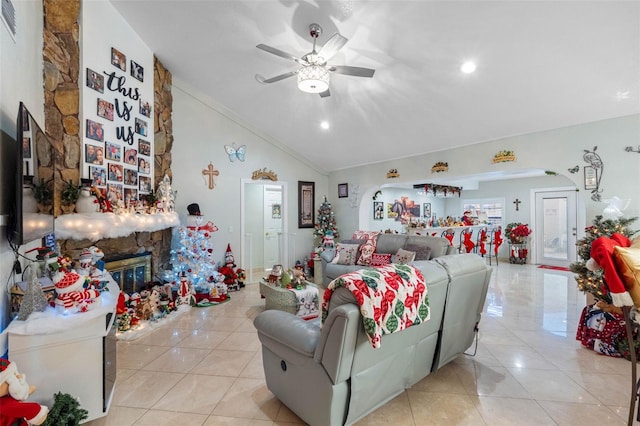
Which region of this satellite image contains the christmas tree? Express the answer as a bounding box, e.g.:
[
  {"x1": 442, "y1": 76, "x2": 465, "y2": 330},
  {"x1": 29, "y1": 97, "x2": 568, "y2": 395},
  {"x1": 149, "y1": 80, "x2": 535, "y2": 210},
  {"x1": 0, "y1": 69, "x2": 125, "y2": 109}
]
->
[
  {"x1": 570, "y1": 215, "x2": 637, "y2": 304},
  {"x1": 313, "y1": 196, "x2": 340, "y2": 248},
  {"x1": 17, "y1": 266, "x2": 50, "y2": 321},
  {"x1": 170, "y1": 221, "x2": 220, "y2": 292}
]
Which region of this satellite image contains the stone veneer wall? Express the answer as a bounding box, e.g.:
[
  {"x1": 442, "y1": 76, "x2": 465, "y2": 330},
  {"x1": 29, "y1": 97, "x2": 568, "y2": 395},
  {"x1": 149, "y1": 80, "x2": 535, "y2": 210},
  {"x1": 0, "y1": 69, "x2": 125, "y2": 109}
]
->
[{"x1": 43, "y1": 0, "x2": 174, "y2": 277}]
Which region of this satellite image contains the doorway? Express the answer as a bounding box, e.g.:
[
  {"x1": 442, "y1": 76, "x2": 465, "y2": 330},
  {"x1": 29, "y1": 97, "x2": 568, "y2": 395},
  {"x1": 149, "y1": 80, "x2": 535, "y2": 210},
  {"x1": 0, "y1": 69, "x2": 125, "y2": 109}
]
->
[
  {"x1": 533, "y1": 189, "x2": 578, "y2": 268},
  {"x1": 240, "y1": 179, "x2": 288, "y2": 282}
]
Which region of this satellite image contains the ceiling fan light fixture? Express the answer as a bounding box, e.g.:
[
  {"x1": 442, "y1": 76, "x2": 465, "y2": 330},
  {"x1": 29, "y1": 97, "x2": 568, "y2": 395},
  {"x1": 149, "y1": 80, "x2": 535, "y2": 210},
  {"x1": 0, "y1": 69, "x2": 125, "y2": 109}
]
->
[{"x1": 297, "y1": 65, "x2": 330, "y2": 93}]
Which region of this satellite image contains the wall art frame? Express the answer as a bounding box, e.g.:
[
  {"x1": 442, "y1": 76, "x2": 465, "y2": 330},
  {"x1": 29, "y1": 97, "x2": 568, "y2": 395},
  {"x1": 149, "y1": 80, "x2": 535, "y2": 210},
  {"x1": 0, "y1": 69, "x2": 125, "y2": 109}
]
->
[
  {"x1": 373, "y1": 201, "x2": 384, "y2": 220},
  {"x1": 423, "y1": 203, "x2": 432, "y2": 218},
  {"x1": 584, "y1": 165, "x2": 598, "y2": 190},
  {"x1": 298, "y1": 181, "x2": 315, "y2": 228},
  {"x1": 338, "y1": 183, "x2": 348, "y2": 198}
]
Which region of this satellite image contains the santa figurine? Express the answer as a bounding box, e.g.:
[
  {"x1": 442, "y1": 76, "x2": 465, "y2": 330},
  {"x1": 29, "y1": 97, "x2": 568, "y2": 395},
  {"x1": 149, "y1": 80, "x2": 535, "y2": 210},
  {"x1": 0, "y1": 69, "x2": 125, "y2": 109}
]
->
[{"x1": 0, "y1": 358, "x2": 48, "y2": 426}]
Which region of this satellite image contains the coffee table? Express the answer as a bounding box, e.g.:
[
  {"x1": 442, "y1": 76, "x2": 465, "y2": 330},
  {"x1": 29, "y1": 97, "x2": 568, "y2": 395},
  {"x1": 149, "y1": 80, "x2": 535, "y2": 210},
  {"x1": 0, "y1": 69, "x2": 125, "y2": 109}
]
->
[{"x1": 259, "y1": 280, "x2": 319, "y2": 318}]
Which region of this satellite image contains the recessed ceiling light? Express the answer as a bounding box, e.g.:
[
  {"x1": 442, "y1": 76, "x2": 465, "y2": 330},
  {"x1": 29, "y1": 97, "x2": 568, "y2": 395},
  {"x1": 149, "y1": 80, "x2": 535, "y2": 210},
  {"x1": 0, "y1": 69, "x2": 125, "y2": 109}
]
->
[
  {"x1": 461, "y1": 61, "x2": 477, "y2": 74},
  {"x1": 616, "y1": 90, "x2": 630, "y2": 100},
  {"x1": 320, "y1": 121, "x2": 330, "y2": 130}
]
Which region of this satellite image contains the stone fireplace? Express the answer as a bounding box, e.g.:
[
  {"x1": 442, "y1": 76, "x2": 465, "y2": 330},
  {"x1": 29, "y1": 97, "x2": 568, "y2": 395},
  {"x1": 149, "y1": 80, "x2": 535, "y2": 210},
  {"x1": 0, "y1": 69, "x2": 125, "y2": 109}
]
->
[{"x1": 43, "y1": 0, "x2": 175, "y2": 277}]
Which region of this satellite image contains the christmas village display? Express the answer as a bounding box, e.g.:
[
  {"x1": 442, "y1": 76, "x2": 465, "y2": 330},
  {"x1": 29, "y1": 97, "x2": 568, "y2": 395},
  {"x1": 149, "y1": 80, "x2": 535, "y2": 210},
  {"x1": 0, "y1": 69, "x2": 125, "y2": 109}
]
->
[{"x1": 11, "y1": 201, "x2": 249, "y2": 340}]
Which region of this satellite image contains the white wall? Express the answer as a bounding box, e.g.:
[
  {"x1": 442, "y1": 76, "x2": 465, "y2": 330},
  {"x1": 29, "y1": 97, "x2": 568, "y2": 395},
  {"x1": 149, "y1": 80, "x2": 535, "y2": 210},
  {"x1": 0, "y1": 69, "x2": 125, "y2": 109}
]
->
[
  {"x1": 81, "y1": 1, "x2": 154, "y2": 200},
  {"x1": 333, "y1": 115, "x2": 640, "y2": 239},
  {"x1": 171, "y1": 83, "x2": 328, "y2": 268},
  {"x1": 0, "y1": 0, "x2": 45, "y2": 355}
]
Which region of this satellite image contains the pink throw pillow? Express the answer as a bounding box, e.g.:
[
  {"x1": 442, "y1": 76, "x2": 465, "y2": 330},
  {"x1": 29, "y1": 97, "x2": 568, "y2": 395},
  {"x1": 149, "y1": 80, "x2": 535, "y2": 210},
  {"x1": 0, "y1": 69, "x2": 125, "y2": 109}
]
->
[{"x1": 370, "y1": 253, "x2": 392, "y2": 266}]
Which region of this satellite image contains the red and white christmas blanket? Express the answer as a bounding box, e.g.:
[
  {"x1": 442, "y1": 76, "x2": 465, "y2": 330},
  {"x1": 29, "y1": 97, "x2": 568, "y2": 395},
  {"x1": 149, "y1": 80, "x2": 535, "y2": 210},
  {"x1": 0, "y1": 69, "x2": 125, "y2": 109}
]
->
[{"x1": 322, "y1": 264, "x2": 430, "y2": 348}]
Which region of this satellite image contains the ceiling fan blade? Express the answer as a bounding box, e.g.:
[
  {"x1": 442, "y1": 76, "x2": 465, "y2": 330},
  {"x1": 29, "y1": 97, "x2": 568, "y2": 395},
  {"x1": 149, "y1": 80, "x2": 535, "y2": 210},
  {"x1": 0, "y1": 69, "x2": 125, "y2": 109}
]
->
[
  {"x1": 329, "y1": 65, "x2": 375, "y2": 78},
  {"x1": 317, "y1": 33, "x2": 348, "y2": 62},
  {"x1": 256, "y1": 44, "x2": 303, "y2": 64},
  {"x1": 255, "y1": 72, "x2": 297, "y2": 84},
  {"x1": 319, "y1": 89, "x2": 331, "y2": 98}
]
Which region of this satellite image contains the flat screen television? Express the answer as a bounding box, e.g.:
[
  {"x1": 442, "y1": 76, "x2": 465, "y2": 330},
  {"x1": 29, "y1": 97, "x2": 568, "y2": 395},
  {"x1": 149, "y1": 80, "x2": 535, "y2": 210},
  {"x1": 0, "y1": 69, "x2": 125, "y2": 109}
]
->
[{"x1": 6, "y1": 103, "x2": 55, "y2": 247}]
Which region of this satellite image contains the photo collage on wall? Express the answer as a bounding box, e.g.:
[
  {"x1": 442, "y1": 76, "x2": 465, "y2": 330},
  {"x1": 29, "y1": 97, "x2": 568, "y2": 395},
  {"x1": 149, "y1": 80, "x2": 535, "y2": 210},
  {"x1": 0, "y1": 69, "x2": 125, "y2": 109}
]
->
[{"x1": 84, "y1": 46, "x2": 152, "y2": 206}]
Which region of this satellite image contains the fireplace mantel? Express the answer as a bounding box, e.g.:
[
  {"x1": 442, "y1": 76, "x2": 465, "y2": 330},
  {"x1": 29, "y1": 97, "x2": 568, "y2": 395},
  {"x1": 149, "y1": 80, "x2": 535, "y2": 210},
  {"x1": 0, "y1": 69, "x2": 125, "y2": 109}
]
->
[{"x1": 55, "y1": 212, "x2": 180, "y2": 241}]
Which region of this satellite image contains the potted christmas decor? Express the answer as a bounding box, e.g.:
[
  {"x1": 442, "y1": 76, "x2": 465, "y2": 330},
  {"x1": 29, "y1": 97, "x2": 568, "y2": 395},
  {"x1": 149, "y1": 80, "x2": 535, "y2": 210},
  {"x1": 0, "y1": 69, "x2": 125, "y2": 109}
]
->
[
  {"x1": 505, "y1": 222, "x2": 531, "y2": 264},
  {"x1": 32, "y1": 178, "x2": 53, "y2": 214},
  {"x1": 60, "y1": 180, "x2": 81, "y2": 214}
]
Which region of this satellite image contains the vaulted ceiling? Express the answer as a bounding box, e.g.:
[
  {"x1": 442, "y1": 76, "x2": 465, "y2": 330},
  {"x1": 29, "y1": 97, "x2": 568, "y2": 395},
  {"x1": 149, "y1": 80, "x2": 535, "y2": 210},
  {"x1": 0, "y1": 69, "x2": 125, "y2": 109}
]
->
[{"x1": 110, "y1": 1, "x2": 640, "y2": 174}]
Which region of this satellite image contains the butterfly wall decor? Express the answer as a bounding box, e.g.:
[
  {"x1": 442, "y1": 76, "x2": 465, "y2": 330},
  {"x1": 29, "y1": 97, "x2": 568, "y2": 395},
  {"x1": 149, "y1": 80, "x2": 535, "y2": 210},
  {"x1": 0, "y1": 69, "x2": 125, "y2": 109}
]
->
[{"x1": 224, "y1": 144, "x2": 246, "y2": 162}]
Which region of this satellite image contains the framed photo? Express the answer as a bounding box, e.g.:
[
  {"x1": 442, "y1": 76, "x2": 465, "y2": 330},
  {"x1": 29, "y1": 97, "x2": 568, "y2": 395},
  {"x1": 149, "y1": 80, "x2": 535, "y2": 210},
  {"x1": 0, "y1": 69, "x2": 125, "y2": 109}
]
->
[
  {"x1": 130, "y1": 60, "x2": 144, "y2": 82},
  {"x1": 138, "y1": 157, "x2": 150, "y2": 174},
  {"x1": 139, "y1": 176, "x2": 151, "y2": 193},
  {"x1": 423, "y1": 203, "x2": 432, "y2": 218},
  {"x1": 135, "y1": 118, "x2": 148, "y2": 136},
  {"x1": 86, "y1": 68, "x2": 104, "y2": 93},
  {"x1": 124, "y1": 168, "x2": 138, "y2": 186},
  {"x1": 89, "y1": 165, "x2": 106, "y2": 187},
  {"x1": 107, "y1": 183, "x2": 122, "y2": 201},
  {"x1": 298, "y1": 181, "x2": 315, "y2": 229},
  {"x1": 105, "y1": 141, "x2": 122, "y2": 161},
  {"x1": 272, "y1": 203, "x2": 281, "y2": 219},
  {"x1": 108, "y1": 163, "x2": 123, "y2": 182},
  {"x1": 111, "y1": 47, "x2": 126, "y2": 71},
  {"x1": 22, "y1": 137, "x2": 31, "y2": 159},
  {"x1": 124, "y1": 188, "x2": 138, "y2": 204},
  {"x1": 373, "y1": 201, "x2": 384, "y2": 220},
  {"x1": 584, "y1": 166, "x2": 598, "y2": 190},
  {"x1": 139, "y1": 99, "x2": 151, "y2": 118},
  {"x1": 97, "y1": 98, "x2": 114, "y2": 121},
  {"x1": 124, "y1": 148, "x2": 138, "y2": 166},
  {"x1": 338, "y1": 183, "x2": 348, "y2": 198},
  {"x1": 138, "y1": 139, "x2": 151, "y2": 156},
  {"x1": 86, "y1": 119, "x2": 104, "y2": 142}
]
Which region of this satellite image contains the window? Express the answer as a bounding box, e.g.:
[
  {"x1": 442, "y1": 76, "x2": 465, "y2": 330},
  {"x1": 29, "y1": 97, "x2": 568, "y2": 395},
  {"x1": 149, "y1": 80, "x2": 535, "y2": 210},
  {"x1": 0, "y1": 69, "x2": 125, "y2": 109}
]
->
[{"x1": 463, "y1": 198, "x2": 504, "y2": 227}]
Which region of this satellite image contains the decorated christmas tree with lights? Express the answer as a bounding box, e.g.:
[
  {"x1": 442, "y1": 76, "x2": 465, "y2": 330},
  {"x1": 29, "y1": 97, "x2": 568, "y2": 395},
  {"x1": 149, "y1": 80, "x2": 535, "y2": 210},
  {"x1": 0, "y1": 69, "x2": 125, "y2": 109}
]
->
[
  {"x1": 570, "y1": 214, "x2": 637, "y2": 304},
  {"x1": 313, "y1": 196, "x2": 340, "y2": 249},
  {"x1": 170, "y1": 221, "x2": 220, "y2": 291}
]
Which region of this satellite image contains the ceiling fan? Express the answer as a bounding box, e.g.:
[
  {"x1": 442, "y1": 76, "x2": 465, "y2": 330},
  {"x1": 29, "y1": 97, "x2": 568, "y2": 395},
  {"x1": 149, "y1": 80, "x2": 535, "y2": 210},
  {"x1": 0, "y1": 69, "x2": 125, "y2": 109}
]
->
[{"x1": 255, "y1": 23, "x2": 375, "y2": 98}]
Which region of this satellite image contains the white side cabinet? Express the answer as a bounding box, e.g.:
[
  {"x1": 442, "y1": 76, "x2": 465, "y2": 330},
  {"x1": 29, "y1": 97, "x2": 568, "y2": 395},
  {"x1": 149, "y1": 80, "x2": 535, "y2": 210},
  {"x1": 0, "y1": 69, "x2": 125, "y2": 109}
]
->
[{"x1": 7, "y1": 282, "x2": 118, "y2": 423}]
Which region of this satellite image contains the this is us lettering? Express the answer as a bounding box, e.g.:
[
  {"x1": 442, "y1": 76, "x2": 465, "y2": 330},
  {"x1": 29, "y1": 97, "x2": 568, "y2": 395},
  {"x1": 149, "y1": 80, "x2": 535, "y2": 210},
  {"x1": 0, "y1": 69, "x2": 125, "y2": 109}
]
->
[{"x1": 104, "y1": 70, "x2": 139, "y2": 145}]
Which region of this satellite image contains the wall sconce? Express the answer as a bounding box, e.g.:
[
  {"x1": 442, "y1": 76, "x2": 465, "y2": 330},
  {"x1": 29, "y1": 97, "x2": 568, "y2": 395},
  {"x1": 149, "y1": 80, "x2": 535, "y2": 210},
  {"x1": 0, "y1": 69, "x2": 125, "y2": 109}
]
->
[{"x1": 624, "y1": 146, "x2": 640, "y2": 153}]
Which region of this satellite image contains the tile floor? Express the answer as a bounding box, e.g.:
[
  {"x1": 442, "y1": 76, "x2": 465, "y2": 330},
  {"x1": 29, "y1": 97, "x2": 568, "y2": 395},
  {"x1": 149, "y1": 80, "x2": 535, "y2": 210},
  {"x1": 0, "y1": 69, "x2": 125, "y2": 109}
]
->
[{"x1": 88, "y1": 263, "x2": 638, "y2": 425}]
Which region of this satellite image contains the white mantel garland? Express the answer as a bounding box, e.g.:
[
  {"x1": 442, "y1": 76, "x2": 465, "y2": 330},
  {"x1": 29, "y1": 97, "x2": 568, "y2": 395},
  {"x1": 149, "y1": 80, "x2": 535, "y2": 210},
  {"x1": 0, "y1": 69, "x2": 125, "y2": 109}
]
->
[{"x1": 55, "y1": 212, "x2": 179, "y2": 241}]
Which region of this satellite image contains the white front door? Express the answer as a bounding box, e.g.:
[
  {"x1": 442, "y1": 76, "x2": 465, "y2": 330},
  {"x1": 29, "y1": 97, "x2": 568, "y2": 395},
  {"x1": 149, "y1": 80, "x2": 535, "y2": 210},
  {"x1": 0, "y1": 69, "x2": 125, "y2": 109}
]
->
[{"x1": 534, "y1": 190, "x2": 577, "y2": 267}]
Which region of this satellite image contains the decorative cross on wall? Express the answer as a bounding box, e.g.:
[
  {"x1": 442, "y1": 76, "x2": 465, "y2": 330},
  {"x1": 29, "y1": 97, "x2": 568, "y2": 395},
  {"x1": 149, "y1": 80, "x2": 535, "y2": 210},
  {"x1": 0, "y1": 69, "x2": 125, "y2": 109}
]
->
[
  {"x1": 513, "y1": 198, "x2": 521, "y2": 211},
  {"x1": 202, "y1": 162, "x2": 219, "y2": 190}
]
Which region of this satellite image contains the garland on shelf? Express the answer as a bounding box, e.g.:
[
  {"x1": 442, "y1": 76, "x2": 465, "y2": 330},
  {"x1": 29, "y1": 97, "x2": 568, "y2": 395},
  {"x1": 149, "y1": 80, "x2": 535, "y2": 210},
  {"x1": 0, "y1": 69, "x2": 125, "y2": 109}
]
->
[{"x1": 422, "y1": 184, "x2": 462, "y2": 198}]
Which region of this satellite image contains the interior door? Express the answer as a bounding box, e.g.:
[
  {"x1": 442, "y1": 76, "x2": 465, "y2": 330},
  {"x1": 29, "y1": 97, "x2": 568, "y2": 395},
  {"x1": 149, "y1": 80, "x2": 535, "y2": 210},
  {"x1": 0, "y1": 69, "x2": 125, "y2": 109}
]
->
[
  {"x1": 240, "y1": 180, "x2": 287, "y2": 282},
  {"x1": 263, "y1": 185, "x2": 283, "y2": 269},
  {"x1": 534, "y1": 190, "x2": 577, "y2": 267}
]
